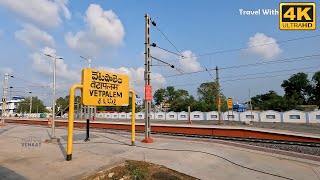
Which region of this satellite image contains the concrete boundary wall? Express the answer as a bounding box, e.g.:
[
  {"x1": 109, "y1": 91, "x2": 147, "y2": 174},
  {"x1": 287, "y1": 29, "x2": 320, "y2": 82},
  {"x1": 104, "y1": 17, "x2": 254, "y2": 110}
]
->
[
  {"x1": 206, "y1": 111, "x2": 219, "y2": 120},
  {"x1": 309, "y1": 110, "x2": 320, "y2": 123},
  {"x1": 155, "y1": 112, "x2": 166, "y2": 120},
  {"x1": 283, "y1": 110, "x2": 306, "y2": 123},
  {"x1": 239, "y1": 111, "x2": 260, "y2": 122},
  {"x1": 166, "y1": 111, "x2": 177, "y2": 120},
  {"x1": 260, "y1": 110, "x2": 281, "y2": 123},
  {"x1": 222, "y1": 111, "x2": 239, "y2": 121},
  {"x1": 25, "y1": 109, "x2": 320, "y2": 123},
  {"x1": 118, "y1": 112, "x2": 127, "y2": 119},
  {"x1": 190, "y1": 111, "x2": 204, "y2": 120},
  {"x1": 178, "y1": 111, "x2": 188, "y2": 120}
]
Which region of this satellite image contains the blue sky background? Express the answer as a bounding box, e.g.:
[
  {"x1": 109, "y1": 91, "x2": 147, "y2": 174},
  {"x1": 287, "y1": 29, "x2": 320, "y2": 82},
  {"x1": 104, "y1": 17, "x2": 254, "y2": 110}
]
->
[{"x1": 0, "y1": 0, "x2": 319, "y2": 106}]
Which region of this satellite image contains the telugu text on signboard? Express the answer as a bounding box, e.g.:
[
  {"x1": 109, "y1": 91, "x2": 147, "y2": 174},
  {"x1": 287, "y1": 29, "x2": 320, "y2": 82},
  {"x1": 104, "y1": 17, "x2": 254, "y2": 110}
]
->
[{"x1": 81, "y1": 68, "x2": 129, "y2": 106}]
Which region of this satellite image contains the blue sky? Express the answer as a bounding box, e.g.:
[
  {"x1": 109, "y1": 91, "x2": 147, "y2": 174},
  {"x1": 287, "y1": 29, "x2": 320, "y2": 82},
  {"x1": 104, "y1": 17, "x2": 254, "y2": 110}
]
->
[{"x1": 0, "y1": 0, "x2": 319, "y2": 106}]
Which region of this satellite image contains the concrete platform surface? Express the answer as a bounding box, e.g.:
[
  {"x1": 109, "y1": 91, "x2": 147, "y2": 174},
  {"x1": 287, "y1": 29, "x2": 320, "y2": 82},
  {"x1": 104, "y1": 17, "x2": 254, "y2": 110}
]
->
[{"x1": 1, "y1": 124, "x2": 320, "y2": 180}]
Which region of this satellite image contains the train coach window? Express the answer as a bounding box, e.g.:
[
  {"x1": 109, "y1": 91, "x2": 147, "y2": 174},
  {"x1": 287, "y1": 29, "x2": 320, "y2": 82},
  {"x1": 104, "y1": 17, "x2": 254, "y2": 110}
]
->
[
  {"x1": 169, "y1": 115, "x2": 174, "y2": 118},
  {"x1": 211, "y1": 115, "x2": 217, "y2": 119},
  {"x1": 266, "y1": 115, "x2": 276, "y2": 119},
  {"x1": 246, "y1": 115, "x2": 254, "y2": 119},
  {"x1": 289, "y1": 115, "x2": 300, "y2": 119},
  {"x1": 316, "y1": 115, "x2": 320, "y2": 120},
  {"x1": 158, "y1": 115, "x2": 163, "y2": 118},
  {"x1": 138, "y1": 115, "x2": 142, "y2": 118},
  {"x1": 114, "y1": 115, "x2": 117, "y2": 117},
  {"x1": 121, "y1": 115, "x2": 125, "y2": 118},
  {"x1": 181, "y1": 115, "x2": 186, "y2": 118},
  {"x1": 194, "y1": 115, "x2": 200, "y2": 118}
]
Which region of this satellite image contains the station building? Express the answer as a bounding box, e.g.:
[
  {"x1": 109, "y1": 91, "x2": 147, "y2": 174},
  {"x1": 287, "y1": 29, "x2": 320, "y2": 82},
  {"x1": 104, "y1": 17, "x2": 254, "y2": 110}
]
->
[{"x1": 0, "y1": 96, "x2": 25, "y2": 116}]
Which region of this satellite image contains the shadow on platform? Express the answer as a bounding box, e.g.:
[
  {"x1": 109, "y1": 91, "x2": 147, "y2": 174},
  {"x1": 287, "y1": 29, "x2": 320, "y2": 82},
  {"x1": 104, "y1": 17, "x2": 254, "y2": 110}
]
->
[{"x1": 0, "y1": 166, "x2": 27, "y2": 180}]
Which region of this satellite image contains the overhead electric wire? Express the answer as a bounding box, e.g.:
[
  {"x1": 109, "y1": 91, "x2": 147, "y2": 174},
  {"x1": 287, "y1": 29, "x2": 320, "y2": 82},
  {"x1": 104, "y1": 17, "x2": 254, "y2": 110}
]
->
[
  {"x1": 220, "y1": 66, "x2": 319, "y2": 79},
  {"x1": 151, "y1": 56, "x2": 173, "y2": 67},
  {"x1": 151, "y1": 19, "x2": 184, "y2": 57},
  {"x1": 162, "y1": 54, "x2": 320, "y2": 78},
  {"x1": 173, "y1": 70, "x2": 319, "y2": 87},
  {"x1": 10, "y1": 74, "x2": 48, "y2": 88},
  {"x1": 221, "y1": 70, "x2": 318, "y2": 83},
  {"x1": 166, "y1": 34, "x2": 320, "y2": 62},
  {"x1": 151, "y1": 56, "x2": 184, "y2": 74},
  {"x1": 151, "y1": 43, "x2": 183, "y2": 57},
  {"x1": 203, "y1": 65, "x2": 214, "y2": 79}
]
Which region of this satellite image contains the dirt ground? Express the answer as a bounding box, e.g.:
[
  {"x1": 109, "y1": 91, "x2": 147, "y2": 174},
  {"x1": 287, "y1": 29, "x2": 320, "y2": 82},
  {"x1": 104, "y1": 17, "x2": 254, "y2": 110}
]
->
[{"x1": 81, "y1": 160, "x2": 197, "y2": 180}]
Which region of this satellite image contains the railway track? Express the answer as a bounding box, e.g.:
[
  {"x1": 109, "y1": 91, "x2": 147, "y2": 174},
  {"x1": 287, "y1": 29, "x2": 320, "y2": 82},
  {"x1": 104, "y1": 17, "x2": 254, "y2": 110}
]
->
[{"x1": 4, "y1": 119, "x2": 320, "y2": 144}]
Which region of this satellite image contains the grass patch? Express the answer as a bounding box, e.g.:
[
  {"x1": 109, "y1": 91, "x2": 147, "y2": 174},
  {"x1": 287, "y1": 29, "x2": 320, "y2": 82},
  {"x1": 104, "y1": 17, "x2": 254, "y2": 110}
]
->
[{"x1": 82, "y1": 160, "x2": 197, "y2": 180}]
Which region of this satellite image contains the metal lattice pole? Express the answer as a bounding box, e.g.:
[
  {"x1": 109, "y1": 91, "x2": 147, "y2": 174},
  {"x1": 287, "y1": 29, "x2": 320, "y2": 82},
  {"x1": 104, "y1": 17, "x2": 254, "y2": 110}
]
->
[
  {"x1": 1, "y1": 73, "x2": 9, "y2": 123},
  {"x1": 144, "y1": 14, "x2": 151, "y2": 140},
  {"x1": 216, "y1": 66, "x2": 221, "y2": 124}
]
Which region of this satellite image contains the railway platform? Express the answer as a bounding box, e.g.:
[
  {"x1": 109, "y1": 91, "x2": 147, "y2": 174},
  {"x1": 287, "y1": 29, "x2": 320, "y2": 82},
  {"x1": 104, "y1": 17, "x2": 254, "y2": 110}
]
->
[{"x1": 1, "y1": 124, "x2": 320, "y2": 180}]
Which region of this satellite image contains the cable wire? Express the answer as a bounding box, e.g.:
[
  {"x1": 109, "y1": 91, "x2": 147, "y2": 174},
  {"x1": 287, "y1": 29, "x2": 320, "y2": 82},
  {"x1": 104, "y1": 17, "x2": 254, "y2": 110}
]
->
[
  {"x1": 151, "y1": 19, "x2": 184, "y2": 57},
  {"x1": 170, "y1": 34, "x2": 320, "y2": 61},
  {"x1": 10, "y1": 75, "x2": 48, "y2": 88},
  {"x1": 151, "y1": 43, "x2": 183, "y2": 57},
  {"x1": 173, "y1": 70, "x2": 319, "y2": 87},
  {"x1": 135, "y1": 145, "x2": 293, "y2": 180},
  {"x1": 163, "y1": 54, "x2": 320, "y2": 78},
  {"x1": 220, "y1": 66, "x2": 319, "y2": 80}
]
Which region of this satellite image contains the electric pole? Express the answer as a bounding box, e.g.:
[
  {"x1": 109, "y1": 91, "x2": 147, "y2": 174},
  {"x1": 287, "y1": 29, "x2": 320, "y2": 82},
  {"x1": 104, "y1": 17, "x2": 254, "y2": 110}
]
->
[
  {"x1": 143, "y1": 13, "x2": 152, "y2": 142},
  {"x1": 45, "y1": 53, "x2": 63, "y2": 140},
  {"x1": 1, "y1": 73, "x2": 9, "y2": 123},
  {"x1": 29, "y1": 96, "x2": 32, "y2": 116},
  {"x1": 80, "y1": 56, "x2": 94, "y2": 121},
  {"x1": 215, "y1": 66, "x2": 221, "y2": 124},
  {"x1": 249, "y1": 89, "x2": 253, "y2": 121}
]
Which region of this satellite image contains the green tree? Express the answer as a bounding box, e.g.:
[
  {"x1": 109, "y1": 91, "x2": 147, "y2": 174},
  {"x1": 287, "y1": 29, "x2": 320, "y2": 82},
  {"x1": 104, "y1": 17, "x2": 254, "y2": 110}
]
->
[
  {"x1": 165, "y1": 86, "x2": 177, "y2": 102},
  {"x1": 197, "y1": 82, "x2": 227, "y2": 112},
  {"x1": 17, "y1": 97, "x2": 48, "y2": 113},
  {"x1": 153, "y1": 88, "x2": 166, "y2": 105},
  {"x1": 281, "y1": 72, "x2": 312, "y2": 105},
  {"x1": 310, "y1": 71, "x2": 320, "y2": 107},
  {"x1": 250, "y1": 90, "x2": 298, "y2": 111}
]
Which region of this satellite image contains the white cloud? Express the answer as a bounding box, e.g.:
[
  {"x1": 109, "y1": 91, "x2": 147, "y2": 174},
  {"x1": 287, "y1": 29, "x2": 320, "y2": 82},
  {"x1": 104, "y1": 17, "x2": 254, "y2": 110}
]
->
[
  {"x1": 179, "y1": 50, "x2": 202, "y2": 72},
  {"x1": 97, "y1": 66, "x2": 166, "y2": 96},
  {"x1": 30, "y1": 47, "x2": 80, "y2": 83},
  {"x1": 149, "y1": 48, "x2": 201, "y2": 73},
  {"x1": 0, "y1": 0, "x2": 71, "y2": 27},
  {"x1": 247, "y1": 33, "x2": 282, "y2": 60},
  {"x1": 0, "y1": 67, "x2": 13, "y2": 74},
  {"x1": 15, "y1": 24, "x2": 55, "y2": 49},
  {"x1": 65, "y1": 4, "x2": 125, "y2": 56}
]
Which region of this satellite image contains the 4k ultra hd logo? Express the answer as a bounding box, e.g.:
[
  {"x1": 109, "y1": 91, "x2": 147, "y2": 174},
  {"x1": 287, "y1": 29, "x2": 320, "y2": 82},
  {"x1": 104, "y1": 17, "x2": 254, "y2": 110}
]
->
[{"x1": 279, "y1": 2, "x2": 316, "y2": 30}]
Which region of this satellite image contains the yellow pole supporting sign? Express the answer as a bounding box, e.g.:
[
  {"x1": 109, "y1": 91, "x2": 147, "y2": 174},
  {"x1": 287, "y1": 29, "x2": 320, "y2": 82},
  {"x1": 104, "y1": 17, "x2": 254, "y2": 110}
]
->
[
  {"x1": 67, "y1": 68, "x2": 131, "y2": 161},
  {"x1": 66, "y1": 84, "x2": 83, "y2": 161},
  {"x1": 129, "y1": 90, "x2": 135, "y2": 146}
]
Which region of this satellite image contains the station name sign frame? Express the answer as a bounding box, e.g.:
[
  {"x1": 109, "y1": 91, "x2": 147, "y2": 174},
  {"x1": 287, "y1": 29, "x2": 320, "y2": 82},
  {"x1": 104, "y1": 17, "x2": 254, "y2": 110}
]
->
[{"x1": 81, "y1": 68, "x2": 129, "y2": 106}]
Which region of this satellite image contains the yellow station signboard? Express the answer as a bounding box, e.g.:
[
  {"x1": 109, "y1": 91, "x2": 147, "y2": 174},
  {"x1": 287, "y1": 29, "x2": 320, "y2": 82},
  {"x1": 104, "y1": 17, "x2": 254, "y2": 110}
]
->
[
  {"x1": 81, "y1": 68, "x2": 129, "y2": 106},
  {"x1": 227, "y1": 98, "x2": 233, "y2": 109}
]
